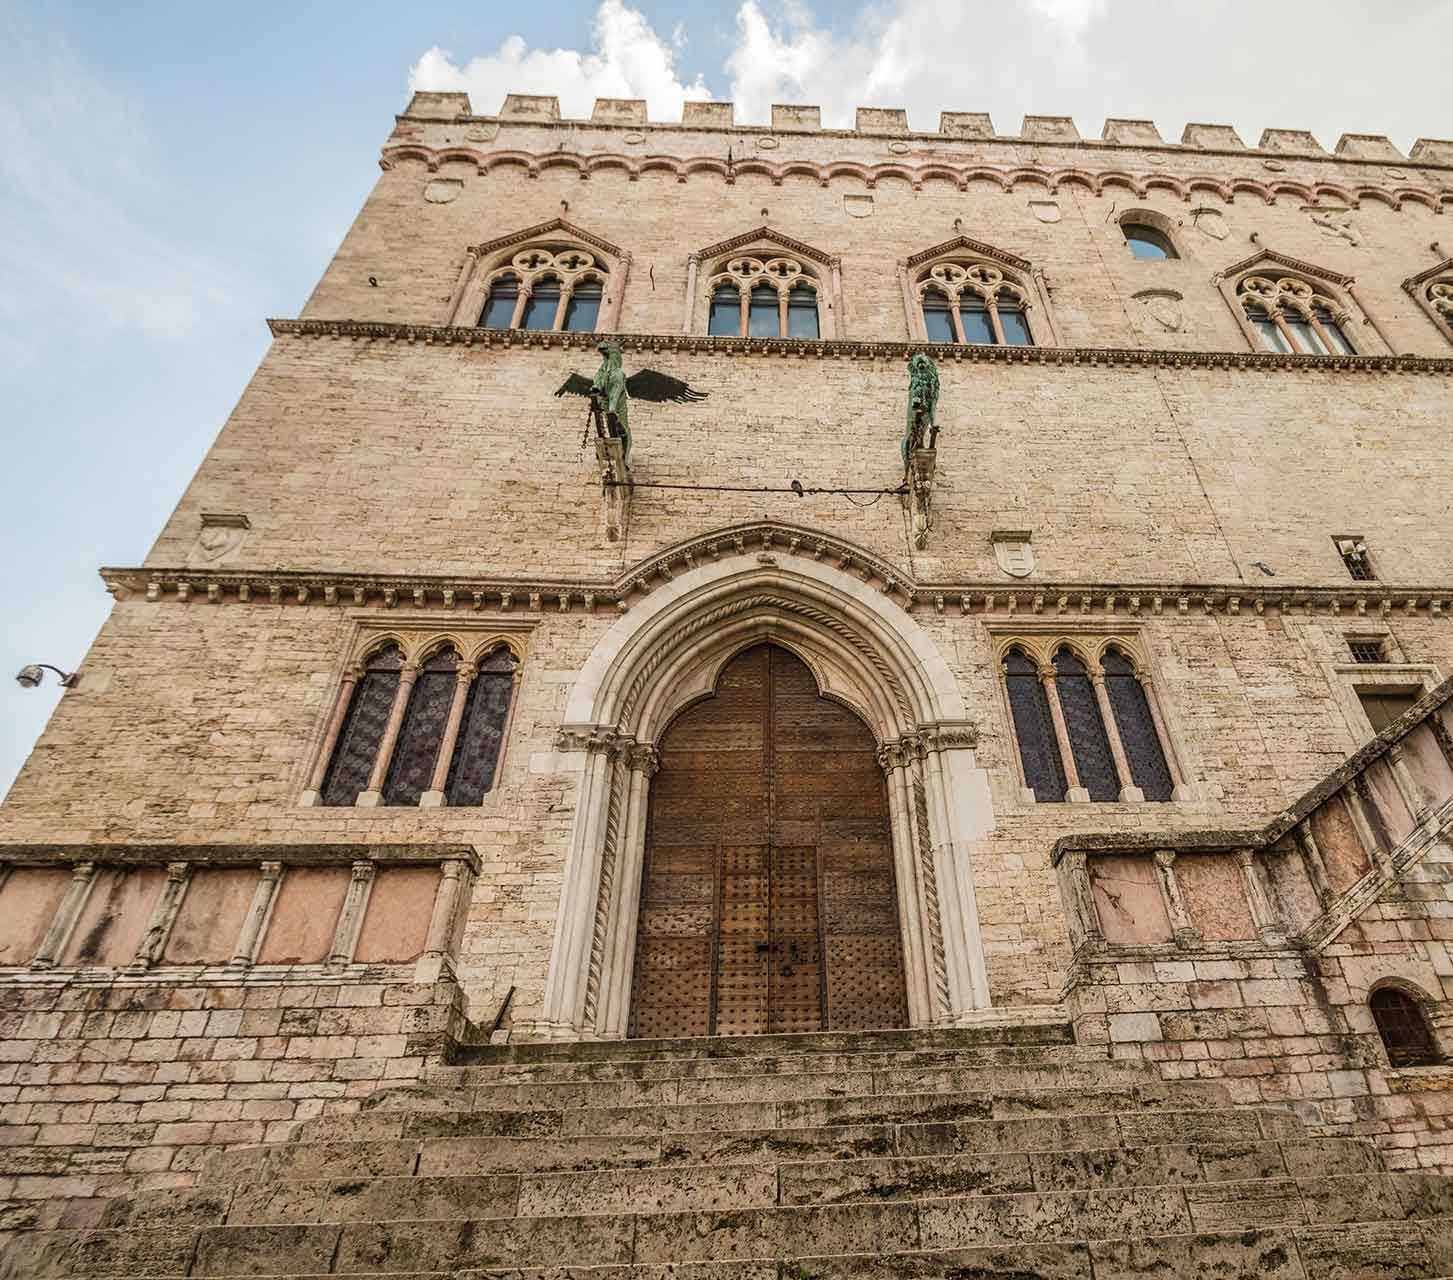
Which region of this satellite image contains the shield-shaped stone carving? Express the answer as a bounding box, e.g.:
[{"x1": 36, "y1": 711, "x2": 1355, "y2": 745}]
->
[
  {"x1": 1029, "y1": 201, "x2": 1061, "y2": 223},
  {"x1": 1190, "y1": 207, "x2": 1228, "y2": 240},
  {"x1": 991, "y1": 531, "x2": 1035, "y2": 578},
  {"x1": 1134, "y1": 290, "x2": 1184, "y2": 333},
  {"x1": 187, "y1": 514, "x2": 250, "y2": 568}
]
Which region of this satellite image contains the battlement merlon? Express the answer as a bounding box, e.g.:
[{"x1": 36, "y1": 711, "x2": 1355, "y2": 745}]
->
[{"x1": 397, "y1": 90, "x2": 1453, "y2": 174}]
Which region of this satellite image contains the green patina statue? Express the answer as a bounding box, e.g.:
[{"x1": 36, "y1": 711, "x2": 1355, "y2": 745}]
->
[
  {"x1": 556, "y1": 341, "x2": 708, "y2": 464},
  {"x1": 901, "y1": 352, "x2": 941, "y2": 462}
]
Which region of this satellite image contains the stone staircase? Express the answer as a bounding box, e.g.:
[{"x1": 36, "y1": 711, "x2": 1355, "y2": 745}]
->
[{"x1": 7, "y1": 1023, "x2": 1453, "y2": 1279}]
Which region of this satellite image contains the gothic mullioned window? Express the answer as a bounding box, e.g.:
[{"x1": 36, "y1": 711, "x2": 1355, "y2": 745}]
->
[
  {"x1": 706, "y1": 255, "x2": 821, "y2": 339},
  {"x1": 914, "y1": 260, "x2": 1033, "y2": 347},
  {"x1": 999, "y1": 639, "x2": 1183, "y2": 804},
  {"x1": 477, "y1": 245, "x2": 609, "y2": 334},
  {"x1": 1426, "y1": 278, "x2": 1453, "y2": 342},
  {"x1": 1236, "y1": 274, "x2": 1357, "y2": 355},
  {"x1": 308, "y1": 636, "x2": 522, "y2": 809}
]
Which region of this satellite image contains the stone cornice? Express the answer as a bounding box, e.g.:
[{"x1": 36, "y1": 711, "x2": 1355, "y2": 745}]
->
[
  {"x1": 0, "y1": 842, "x2": 483, "y2": 874},
  {"x1": 379, "y1": 142, "x2": 1453, "y2": 212},
  {"x1": 694, "y1": 225, "x2": 835, "y2": 268},
  {"x1": 266, "y1": 318, "x2": 1453, "y2": 374}
]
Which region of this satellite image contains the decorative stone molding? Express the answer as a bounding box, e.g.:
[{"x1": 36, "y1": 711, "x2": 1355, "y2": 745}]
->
[
  {"x1": 380, "y1": 143, "x2": 1453, "y2": 214},
  {"x1": 186, "y1": 513, "x2": 251, "y2": 569},
  {"x1": 1403, "y1": 257, "x2": 1453, "y2": 347},
  {"x1": 1213, "y1": 248, "x2": 1389, "y2": 356}
]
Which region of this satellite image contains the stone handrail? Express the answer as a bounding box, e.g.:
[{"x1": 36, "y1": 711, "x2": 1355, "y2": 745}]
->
[
  {"x1": 1052, "y1": 678, "x2": 1453, "y2": 954},
  {"x1": 0, "y1": 842, "x2": 478, "y2": 981}
]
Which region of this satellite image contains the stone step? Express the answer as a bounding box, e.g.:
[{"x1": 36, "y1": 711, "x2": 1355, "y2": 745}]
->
[
  {"x1": 112, "y1": 1137, "x2": 1387, "y2": 1229},
  {"x1": 446, "y1": 1019, "x2": 1075, "y2": 1068},
  {"x1": 419, "y1": 1060, "x2": 1157, "y2": 1111},
  {"x1": 342, "y1": 1080, "x2": 1237, "y2": 1140},
  {"x1": 204, "y1": 1106, "x2": 1308, "y2": 1185},
  {"x1": 10, "y1": 1179, "x2": 1453, "y2": 1276},
  {"x1": 428, "y1": 1040, "x2": 1119, "y2": 1086}
]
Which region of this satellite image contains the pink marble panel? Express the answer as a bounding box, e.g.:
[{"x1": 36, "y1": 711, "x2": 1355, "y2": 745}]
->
[
  {"x1": 257, "y1": 867, "x2": 349, "y2": 965},
  {"x1": 1089, "y1": 855, "x2": 1171, "y2": 945},
  {"x1": 0, "y1": 868, "x2": 71, "y2": 965},
  {"x1": 1404, "y1": 725, "x2": 1453, "y2": 809},
  {"x1": 1175, "y1": 854, "x2": 1256, "y2": 941},
  {"x1": 1262, "y1": 837, "x2": 1319, "y2": 934},
  {"x1": 1311, "y1": 795, "x2": 1371, "y2": 893},
  {"x1": 163, "y1": 868, "x2": 258, "y2": 965},
  {"x1": 1365, "y1": 758, "x2": 1415, "y2": 845},
  {"x1": 354, "y1": 866, "x2": 440, "y2": 964},
  {"x1": 62, "y1": 867, "x2": 164, "y2": 967}
]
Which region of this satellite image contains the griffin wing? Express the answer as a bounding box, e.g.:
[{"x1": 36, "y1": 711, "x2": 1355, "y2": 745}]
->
[
  {"x1": 553, "y1": 373, "x2": 595, "y2": 398},
  {"x1": 625, "y1": 369, "x2": 709, "y2": 404}
]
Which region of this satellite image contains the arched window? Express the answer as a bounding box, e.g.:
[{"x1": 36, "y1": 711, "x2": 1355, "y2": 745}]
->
[
  {"x1": 748, "y1": 283, "x2": 779, "y2": 337},
  {"x1": 1001, "y1": 639, "x2": 1185, "y2": 804},
  {"x1": 479, "y1": 274, "x2": 519, "y2": 329},
  {"x1": 316, "y1": 640, "x2": 520, "y2": 808},
  {"x1": 704, "y1": 255, "x2": 823, "y2": 339},
  {"x1": 1428, "y1": 279, "x2": 1453, "y2": 337},
  {"x1": 708, "y1": 283, "x2": 741, "y2": 335},
  {"x1": 321, "y1": 644, "x2": 403, "y2": 807},
  {"x1": 564, "y1": 281, "x2": 602, "y2": 332},
  {"x1": 1052, "y1": 648, "x2": 1119, "y2": 802},
  {"x1": 1122, "y1": 224, "x2": 1178, "y2": 260},
  {"x1": 1003, "y1": 649, "x2": 1067, "y2": 802},
  {"x1": 383, "y1": 647, "x2": 461, "y2": 807},
  {"x1": 914, "y1": 260, "x2": 1034, "y2": 347},
  {"x1": 445, "y1": 646, "x2": 518, "y2": 806},
  {"x1": 1371, "y1": 987, "x2": 1438, "y2": 1067},
  {"x1": 1238, "y1": 275, "x2": 1357, "y2": 355},
  {"x1": 474, "y1": 246, "x2": 609, "y2": 334},
  {"x1": 1101, "y1": 649, "x2": 1175, "y2": 802}
]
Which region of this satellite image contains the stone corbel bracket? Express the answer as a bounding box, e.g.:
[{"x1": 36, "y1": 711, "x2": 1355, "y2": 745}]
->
[
  {"x1": 596, "y1": 436, "x2": 631, "y2": 543},
  {"x1": 906, "y1": 448, "x2": 936, "y2": 550}
]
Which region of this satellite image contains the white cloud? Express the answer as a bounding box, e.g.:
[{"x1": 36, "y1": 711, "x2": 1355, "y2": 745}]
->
[{"x1": 409, "y1": 0, "x2": 712, "y2": 120}]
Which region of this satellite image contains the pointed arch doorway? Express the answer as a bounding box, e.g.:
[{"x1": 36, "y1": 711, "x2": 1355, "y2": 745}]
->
[{"x1": 628, "y1": 643, "x2": 909, "y2": 1038}]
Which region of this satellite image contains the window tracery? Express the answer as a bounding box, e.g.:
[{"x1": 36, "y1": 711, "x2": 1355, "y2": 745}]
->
[
  {"x1": 1427, "y1": 279, "x2": 1453, "y2": 340},
  {"x1": 997, "y1": 638, "x2": 1183, "y2": 804},
  {"x1": 914, "y1": 260, "x2": 1034, "y2": 347},
  {"x1": 705, "y1": 254, "x2": 821, "y2": 339},
  {"x1": 478, "y1": 245, "x2": 608, "y2": 334},
  {"x1": 307, "y1": 634, "x2": 523, "y2": 809},
  {"x1": 1237, "y1": 274, "x2": 1356, "y2": 355}
]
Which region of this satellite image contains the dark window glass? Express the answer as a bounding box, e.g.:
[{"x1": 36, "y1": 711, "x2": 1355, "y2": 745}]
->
[
  {"x1": 1247, "y1": 308, "x2": 1291, "y2": 353},
  {"x1": 382, "y1": 647, "x2": 460, "y2": 807},
  {"x1": 1101, "y1": 650, "x2": 1174, "y2": 802},
  {"x1": 998, "y1": 304, "x2": 1033, "y2": 346},
  {"x1": 922, "y1": 289, "x2": 955, "y2": 343},
  {"x1": 1359, "y1": 692, "x2": 1420, "y2": 735},
  {"x1": 563, "y1": 281, "x2": 602, "y2": 333},
  {"x1": 1004, "y1": 649, "x2": 1067, "y2": 802},
  {"x1": 786, "y1": 285, "x2": 819, "y2": 339},
  {"x1": 1123, "y1": 224, "x2": 1177, "y2": 260},
  {"x1": 446, "y1": 647, "x2": 518, "y2": 806},
  {"x1": 1371, "y1": 987, "x2": 1437, "y2": 1067},
  {"x1": 480, "y1": 275, "x2": 519, "y2": 329},
  {"x1": 321, "y1": 644, "x2": 403, "y2": 807},
  {"x1": 748, "y1": 283, "x2": 779, "y2": 337},
  {"x1": 1282, "y1": 307, "x2": 1325, "y2": 354},
  {"x1": 1052, "y1": 647, "x2": 1119, "y2": 802},
  {"x1": 520, "y1": 279, "x2": 561, "y2": 331},
  {"x1": 1314, "y1": 305, "x2": 1355, "y2": 354},
  {"x1": 708, "y1": 284, "x2": 740, "y2": 336},
  {"x1": 959, "y1": 296, "x2": 995, "y2": 344}
]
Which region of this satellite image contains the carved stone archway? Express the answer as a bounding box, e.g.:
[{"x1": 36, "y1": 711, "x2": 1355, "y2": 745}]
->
[{"x1": 532, "y1": 549, "x2": 993, "y2": 1040}]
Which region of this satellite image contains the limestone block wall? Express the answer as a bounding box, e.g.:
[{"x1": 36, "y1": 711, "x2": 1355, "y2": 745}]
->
[{"x1": 0, "y1": 975, "x2": 465, "y2": 1242}]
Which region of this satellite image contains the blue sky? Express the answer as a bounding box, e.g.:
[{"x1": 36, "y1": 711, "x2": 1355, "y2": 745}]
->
[{"x1": 1, "y1": 0, "x2": 1449, "y2": 797}]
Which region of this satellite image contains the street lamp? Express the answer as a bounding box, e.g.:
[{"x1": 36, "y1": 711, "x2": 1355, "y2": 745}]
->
[{"x1": 15, "y1": 664, "x2": 79, "y2": 690}]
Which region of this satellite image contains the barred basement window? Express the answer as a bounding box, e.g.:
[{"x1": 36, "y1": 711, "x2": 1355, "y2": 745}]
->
[
  {"x1": 310, "y1": 638, "x2": 521, "y2": 808},
  {"x1": 1371, "y1": 987, "x2": 1438, "y2": 1067},
  {"x1": 1347, "y1": 639, "x2": 1386, "y2": 664}
]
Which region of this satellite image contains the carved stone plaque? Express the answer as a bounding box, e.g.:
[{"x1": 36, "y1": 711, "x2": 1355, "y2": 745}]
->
[
  {"x1": 1133, "y1": 289, "x2": 1185, "y2": 333},
  {"x1": 1190, "y1": 207, "x2": 1228, "y2": 240},
  {"x1": 423, "y1": 179, "x2": 462, "y2": 204},
  {"x1": 187, "y1": 513, "x2": 250, "y2": 568},
  {"x1": 1029, "y1": 200, "x2": 1061, "y2": 223},
  {"x1": 991, "y1": 529, "x2": 1035, "y2": 578}
]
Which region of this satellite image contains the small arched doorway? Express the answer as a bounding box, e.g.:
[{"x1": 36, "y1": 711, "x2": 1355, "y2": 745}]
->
[{"x1": 628, "y1": 643, "x2": 909, "y2": 1037}]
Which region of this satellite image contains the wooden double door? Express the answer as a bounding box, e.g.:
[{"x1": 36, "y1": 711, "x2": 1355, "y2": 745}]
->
[{"x1": 629, "y1": 644, "x2": 909, "y2": 1038}]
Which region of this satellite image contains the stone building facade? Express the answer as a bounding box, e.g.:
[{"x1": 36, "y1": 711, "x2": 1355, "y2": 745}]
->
[{"x1": 5, "y1": 90, "x2": 1453, "y2": 1268}]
